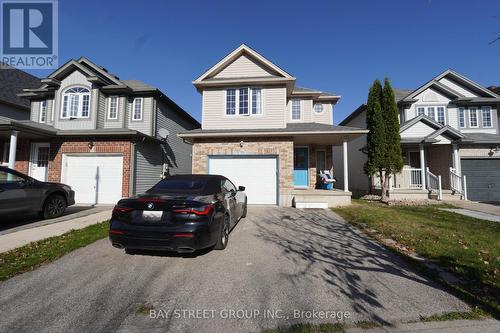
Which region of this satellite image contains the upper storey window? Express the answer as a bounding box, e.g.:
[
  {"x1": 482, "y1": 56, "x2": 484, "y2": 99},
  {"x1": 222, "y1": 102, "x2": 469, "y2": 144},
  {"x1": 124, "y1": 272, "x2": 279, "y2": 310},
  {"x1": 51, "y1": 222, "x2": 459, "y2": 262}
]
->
[
  {"x1": 108, "y1": 96, "x2": 118, "y2": 119},
  {"x1": 415, "y1": 105, "x2": 446, "y2": 125},
  {"x1": 291, "y1": 100, "x2": 301, "y2": 120},
  {"x1": 61, "y1": 87, "x2": 90, "y2": 119},
  {"x1": 39, "y1": 101, "x2": 47, "y2": 123},
  {"x1": 225, "y1": 87, "x2": 262, "y2": 116},
  {"x1": 469, "y1": 107, "x2": 478, "y2": 128},
  {"x1": 458, "y1": 108, "x2": 465, "y2": 128},
  {"x1": 132, "y1": 98, "x2": 143, "y2": 121},
  {"x1": 314, "y1": 103, "x2": 324, "y2": 113},
  {"x1": 481, "y1": 106, "x2": 492, "y2": 128}
]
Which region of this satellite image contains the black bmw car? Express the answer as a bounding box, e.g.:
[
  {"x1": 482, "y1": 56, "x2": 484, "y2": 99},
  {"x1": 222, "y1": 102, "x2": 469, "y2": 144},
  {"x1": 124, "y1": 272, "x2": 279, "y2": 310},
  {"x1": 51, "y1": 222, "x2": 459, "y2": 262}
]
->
[
  {"x1": 0, "y1": 166, "x2": 75, "y2": 219},
  {"x1": 109, "y1": 174, "x2": 247, "y2": 253}
]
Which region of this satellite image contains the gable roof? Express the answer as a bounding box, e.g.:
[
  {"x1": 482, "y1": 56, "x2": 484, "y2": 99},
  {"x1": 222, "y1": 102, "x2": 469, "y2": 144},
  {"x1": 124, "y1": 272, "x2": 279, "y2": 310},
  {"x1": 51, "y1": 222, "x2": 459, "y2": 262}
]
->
[
  {"x1": 193, "y1": 44, "x2": 295, "y2": 85},
  {"x1": 402, "y1": 69, "x2": 500, "y2": 102},
  {"x1": 400, "y1": 115, "x2": 465, "y2": 143},
  {"x1": 16, "y1": 57, "x2": 200, "y2": 128},
  {"x1": 0, "y1": 63, "x2": 41, "y2": 110},
  {"x1": 340, "y1": 70, "x2": 500, "y2": 126}
]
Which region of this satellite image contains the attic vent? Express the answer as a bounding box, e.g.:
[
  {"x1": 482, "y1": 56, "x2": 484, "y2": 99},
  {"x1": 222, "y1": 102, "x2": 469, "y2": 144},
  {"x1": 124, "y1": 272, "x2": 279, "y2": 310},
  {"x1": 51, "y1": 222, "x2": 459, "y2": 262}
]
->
[{"x1": 423, "y1": 91, "x2": 438, "y2": 102}]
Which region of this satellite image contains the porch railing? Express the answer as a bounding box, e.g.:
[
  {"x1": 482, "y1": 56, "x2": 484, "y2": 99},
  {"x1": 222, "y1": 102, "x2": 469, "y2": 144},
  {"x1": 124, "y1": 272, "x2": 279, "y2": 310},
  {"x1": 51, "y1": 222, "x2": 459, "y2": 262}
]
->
[
  {"x1": 449, "y1": 167, "x2": 462, "y2": 194},
  {"x1": 397, "y1": 167, "x2": 423, "y2": 189},
  {"x1": 426, "y1": 167, "x2": 442, "y2": 200}
]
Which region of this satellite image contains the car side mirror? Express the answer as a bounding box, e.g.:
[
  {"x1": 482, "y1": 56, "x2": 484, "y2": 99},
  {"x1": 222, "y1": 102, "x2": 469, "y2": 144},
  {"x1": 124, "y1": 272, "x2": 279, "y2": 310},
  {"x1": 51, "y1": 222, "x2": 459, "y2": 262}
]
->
[{"x1": 238, "y1": 186, "x2": 245, "y2": 192}]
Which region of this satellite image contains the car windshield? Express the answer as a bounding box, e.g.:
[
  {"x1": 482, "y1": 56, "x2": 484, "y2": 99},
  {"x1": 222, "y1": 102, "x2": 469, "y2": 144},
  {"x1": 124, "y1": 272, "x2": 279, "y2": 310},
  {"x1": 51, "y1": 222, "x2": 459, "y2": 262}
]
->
[{"x1": 148, "y1": 179, "x2": 207, "y2": 193}]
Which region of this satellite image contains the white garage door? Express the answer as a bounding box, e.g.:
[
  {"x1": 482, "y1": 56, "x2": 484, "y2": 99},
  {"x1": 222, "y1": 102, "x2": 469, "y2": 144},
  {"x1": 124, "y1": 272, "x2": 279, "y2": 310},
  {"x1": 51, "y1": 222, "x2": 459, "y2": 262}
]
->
[
  {"x1": 62, "y1": 154, "x2": 124, "y2": 204},
  {"x1": 208, "y1": 156, "x2": 278, "y2": 205}
]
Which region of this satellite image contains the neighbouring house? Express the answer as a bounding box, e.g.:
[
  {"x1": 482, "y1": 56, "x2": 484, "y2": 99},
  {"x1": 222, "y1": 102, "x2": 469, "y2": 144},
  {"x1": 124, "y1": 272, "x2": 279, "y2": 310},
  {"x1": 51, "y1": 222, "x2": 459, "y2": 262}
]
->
[
  {"x1": 178, "y1": 44, "x2": 367, "y2": 208},
  {"x1": 335, "y1": 70, "x2": 500, "y2": 202},
  {"x1": 0, "y1": 62, "x2": 41, "y2": 121},
  {"x1": 1, "y1": 57, "x2": 199, "y2": 204},
  {"x1": 489, "y1": 86, "x2": 500, "y2": 95}
]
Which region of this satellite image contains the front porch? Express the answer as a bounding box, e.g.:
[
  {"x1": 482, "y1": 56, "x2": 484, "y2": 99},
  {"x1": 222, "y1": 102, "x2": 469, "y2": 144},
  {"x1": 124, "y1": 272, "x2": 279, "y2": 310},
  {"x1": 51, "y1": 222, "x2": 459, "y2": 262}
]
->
[
  {"x1": 290, "y1": 135, "x2": 354, "y2": 208},
  {"x1": 387, "y1": 143, "x2": 468, "y2": 201}
]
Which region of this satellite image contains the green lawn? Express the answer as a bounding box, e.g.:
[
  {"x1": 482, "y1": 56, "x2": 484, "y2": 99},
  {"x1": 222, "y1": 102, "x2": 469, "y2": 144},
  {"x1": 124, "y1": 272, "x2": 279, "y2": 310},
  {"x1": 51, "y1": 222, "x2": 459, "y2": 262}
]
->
[
  {"x1": 0, "y1": 221, "x2": 109, "y2": 281},
  {"x1": 334, "y1": 200, "x2": 500, "y2": 315}
]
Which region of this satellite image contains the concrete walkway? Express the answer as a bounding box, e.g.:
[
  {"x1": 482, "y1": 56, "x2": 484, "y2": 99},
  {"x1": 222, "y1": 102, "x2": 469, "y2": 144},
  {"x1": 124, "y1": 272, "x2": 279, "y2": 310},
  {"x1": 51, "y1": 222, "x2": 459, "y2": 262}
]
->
[
  {"x1": 447, "y1": 200, "x2": 500, "y2": 216},
  {"x1": 440, "y1": 208, "x2": 500, "y2": 223},
  {"x1": 0, "y1": 209, "x2": 112, "y2": 253},
  {"x1": 347, "y1": 319, "x2": 500, "y2": 333}
]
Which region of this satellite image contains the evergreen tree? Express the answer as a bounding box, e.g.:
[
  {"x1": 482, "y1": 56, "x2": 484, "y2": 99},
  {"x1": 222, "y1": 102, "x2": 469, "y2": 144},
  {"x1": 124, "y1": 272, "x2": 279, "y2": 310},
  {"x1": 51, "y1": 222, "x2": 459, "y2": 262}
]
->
[
  {"x1": 382, "y1": 78, "x2": 404, "y2": 185},
  {"x1": 364, "y1": 80, "x2": 386, "y2": 194}
]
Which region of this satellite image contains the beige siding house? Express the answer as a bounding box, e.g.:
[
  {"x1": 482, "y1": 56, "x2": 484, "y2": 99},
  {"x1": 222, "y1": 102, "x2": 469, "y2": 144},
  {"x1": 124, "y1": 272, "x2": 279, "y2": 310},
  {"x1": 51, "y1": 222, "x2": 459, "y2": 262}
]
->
[
  {"x1": 180, "y1": 44, "x2": 367, "y2": 208},
  {"x1": 1, "y1": 57, "x2": 199, "y2": 205},
  {"x1": 336, "y1": 70, "x2": 500, "y2": 202}
]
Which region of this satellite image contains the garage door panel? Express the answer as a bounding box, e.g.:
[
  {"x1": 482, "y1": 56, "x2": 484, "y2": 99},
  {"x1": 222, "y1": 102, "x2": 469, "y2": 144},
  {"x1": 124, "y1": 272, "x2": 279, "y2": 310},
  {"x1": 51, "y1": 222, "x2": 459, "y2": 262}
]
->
[
  {"x1": 208, "y1": 156, "x2": 277, "y2": 205},
  {"x1": 63, "y1": 155, "x2": 123, "y2": 204},
  {"x1": 461, "y1": 159, "x2": 500, "y2": 202}
]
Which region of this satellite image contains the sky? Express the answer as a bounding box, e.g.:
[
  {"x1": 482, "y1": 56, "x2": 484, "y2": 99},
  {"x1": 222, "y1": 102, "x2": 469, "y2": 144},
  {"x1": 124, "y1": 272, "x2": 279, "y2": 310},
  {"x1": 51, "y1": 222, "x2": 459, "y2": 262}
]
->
[{"x1": 24, "y1": 0, "x2": 500, "y2": 124}]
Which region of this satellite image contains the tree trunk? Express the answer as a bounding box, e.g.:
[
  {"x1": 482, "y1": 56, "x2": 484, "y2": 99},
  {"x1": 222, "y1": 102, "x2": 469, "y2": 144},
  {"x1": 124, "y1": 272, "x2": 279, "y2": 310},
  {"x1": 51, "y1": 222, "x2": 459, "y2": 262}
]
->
[{"x1": 379, "y1": 170, "x2": 387, "y2": 202}]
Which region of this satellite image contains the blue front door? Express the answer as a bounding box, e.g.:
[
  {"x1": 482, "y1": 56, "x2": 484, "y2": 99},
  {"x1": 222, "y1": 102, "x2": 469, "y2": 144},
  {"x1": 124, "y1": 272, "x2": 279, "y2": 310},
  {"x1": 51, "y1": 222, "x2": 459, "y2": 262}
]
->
[{"x1": 294, "y1": 147, "x2": 309, "y2": 187}]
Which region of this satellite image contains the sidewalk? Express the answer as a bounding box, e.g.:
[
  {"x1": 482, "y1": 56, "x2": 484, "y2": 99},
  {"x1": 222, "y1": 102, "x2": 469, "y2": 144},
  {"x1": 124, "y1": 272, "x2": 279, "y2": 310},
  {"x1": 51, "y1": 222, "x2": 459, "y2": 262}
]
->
[
  {"x1": 440, "y1": 208, "x2": 500, "y2": 223},
  {"x1": 0, "y1": 209, "x2": 112, "y2": 253},
  {"x1": 346, "y1": 319, "x2": 500, "y2": 333},
  {"x1": 447, "y1": 200, "x2": 500, "y2": 216}
]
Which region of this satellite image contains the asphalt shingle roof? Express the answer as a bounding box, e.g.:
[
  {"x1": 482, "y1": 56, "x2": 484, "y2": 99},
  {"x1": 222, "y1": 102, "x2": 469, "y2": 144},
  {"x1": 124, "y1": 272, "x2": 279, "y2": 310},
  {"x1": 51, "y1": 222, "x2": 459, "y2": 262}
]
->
[
  {"x1": 180, "y1": 122, "x2": 365, "y2": 135},
  {"x1": 0, "y1": 63, "x2": 40, "y2": 109}
]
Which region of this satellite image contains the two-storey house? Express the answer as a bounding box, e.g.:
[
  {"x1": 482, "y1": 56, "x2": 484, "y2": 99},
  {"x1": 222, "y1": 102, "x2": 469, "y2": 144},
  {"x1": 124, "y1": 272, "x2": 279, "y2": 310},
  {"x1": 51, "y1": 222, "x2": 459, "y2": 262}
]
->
[
  {"x1": 179, "y1": 44, "x2": 367, "y2": 207},
  {"x1": 337, "y1": 70, "x2": 500, "y2": 202},
  {"x1": 1, "y1": 57, "x2": 199, "y2": 204}
]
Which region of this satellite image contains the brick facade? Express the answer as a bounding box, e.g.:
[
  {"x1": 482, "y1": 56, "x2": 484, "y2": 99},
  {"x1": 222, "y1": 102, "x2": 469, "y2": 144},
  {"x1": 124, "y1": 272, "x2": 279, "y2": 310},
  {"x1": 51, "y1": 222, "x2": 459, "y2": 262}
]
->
[
  {"x1": 192, "y1": 138, "x2": 338, "y2": 205},
  {"x1": 192, "y1": 137, "x2": 294, "y2": 195},
  {"x1": 5, "y1": 137, "x2": 132, "y2": 198},
  {"x1": 48, "y1": 138, "x2": 133, "y2": 197}
]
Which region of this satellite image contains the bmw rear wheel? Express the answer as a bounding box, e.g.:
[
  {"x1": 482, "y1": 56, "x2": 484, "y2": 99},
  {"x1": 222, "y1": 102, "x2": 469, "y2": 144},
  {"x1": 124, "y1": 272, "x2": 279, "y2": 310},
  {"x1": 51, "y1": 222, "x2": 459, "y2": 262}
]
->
[{"x1": 214, "y1": 215, "x2": 229, "y2": 250}]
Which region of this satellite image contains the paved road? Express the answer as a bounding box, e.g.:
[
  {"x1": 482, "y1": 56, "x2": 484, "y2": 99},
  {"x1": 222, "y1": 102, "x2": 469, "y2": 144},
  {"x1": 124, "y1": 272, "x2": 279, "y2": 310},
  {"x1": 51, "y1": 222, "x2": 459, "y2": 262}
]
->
[{"x1": 0, "y1": 207, "x2": 469, "y2": 333}]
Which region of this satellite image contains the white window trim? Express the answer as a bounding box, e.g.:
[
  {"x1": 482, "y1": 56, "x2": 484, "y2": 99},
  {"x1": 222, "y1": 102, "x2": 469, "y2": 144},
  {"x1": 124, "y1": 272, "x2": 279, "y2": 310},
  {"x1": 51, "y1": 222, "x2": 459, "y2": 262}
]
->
[
  {"x1": 313, "y1": 103, "x2": 324, "y2": 114},
  {"x1": 132, "y1": 97, "x2": 143, "y2": 121},
  {"x1": 415, "y1": 105, "x2": 446, "y2": 125},
  {"x1": 107, "y1": 96, "x2": 119, "y2": 120},
  {"x1": 60, "y1": 87, "x2": 91, "y2": 119},
  {"x1": 251, "y1": 87, "x2": 263, "y2": 116},
  {"x1": 291, "y1": 99, "x2": 302, "y2": 121},
  {"x1": 468, "y1": 107, "x2": 479, "y2": 128},
  {"x1": 436, "y1": 106, "x2": 446, "y2": 126},
  {"x1": 225, "y1": 89, "x2": 237, "y2": 116},
  {"x1": 224, "y1": 87, "x2": 263, "y2": 117},
  {"x1": 481, "y1": 106, "x2": 493, "y2": 128},
  {"x1": 39, "y1": 100, "x2": 47, "y2": 123},
  {"x1": 416, "y1": 107, "x2": 425, "y2": 117},
  {"x1": 238, "y1": 87, "x2": 250, "y2": 116},
  {"x1": 458, "y1": 107, "x2": 466, "y2": 128}
]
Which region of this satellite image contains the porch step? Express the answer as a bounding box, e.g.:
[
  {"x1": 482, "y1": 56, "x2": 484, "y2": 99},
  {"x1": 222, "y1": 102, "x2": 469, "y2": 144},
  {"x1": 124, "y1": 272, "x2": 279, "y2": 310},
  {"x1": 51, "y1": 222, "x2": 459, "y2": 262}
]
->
[
  {"x1": 440, "y1": 190, "x2": 464, "y2": 201},
  {"x1": 294, "y1": 202, "x2": 329, "y2": 209},
  {"x1": 429, "y1": 189, "x2": 464, "y2": 201},
  {"x1": 291, "y1": 189, "x2": 351, "y2": 208}
]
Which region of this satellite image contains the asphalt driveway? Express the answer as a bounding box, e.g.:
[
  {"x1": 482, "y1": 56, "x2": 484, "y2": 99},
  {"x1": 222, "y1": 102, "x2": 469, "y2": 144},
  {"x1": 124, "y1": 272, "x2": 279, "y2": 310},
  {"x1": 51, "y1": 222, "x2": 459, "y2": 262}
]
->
[{"x1": 0, "y1": 207, "x2": 468, "y2": 333}]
